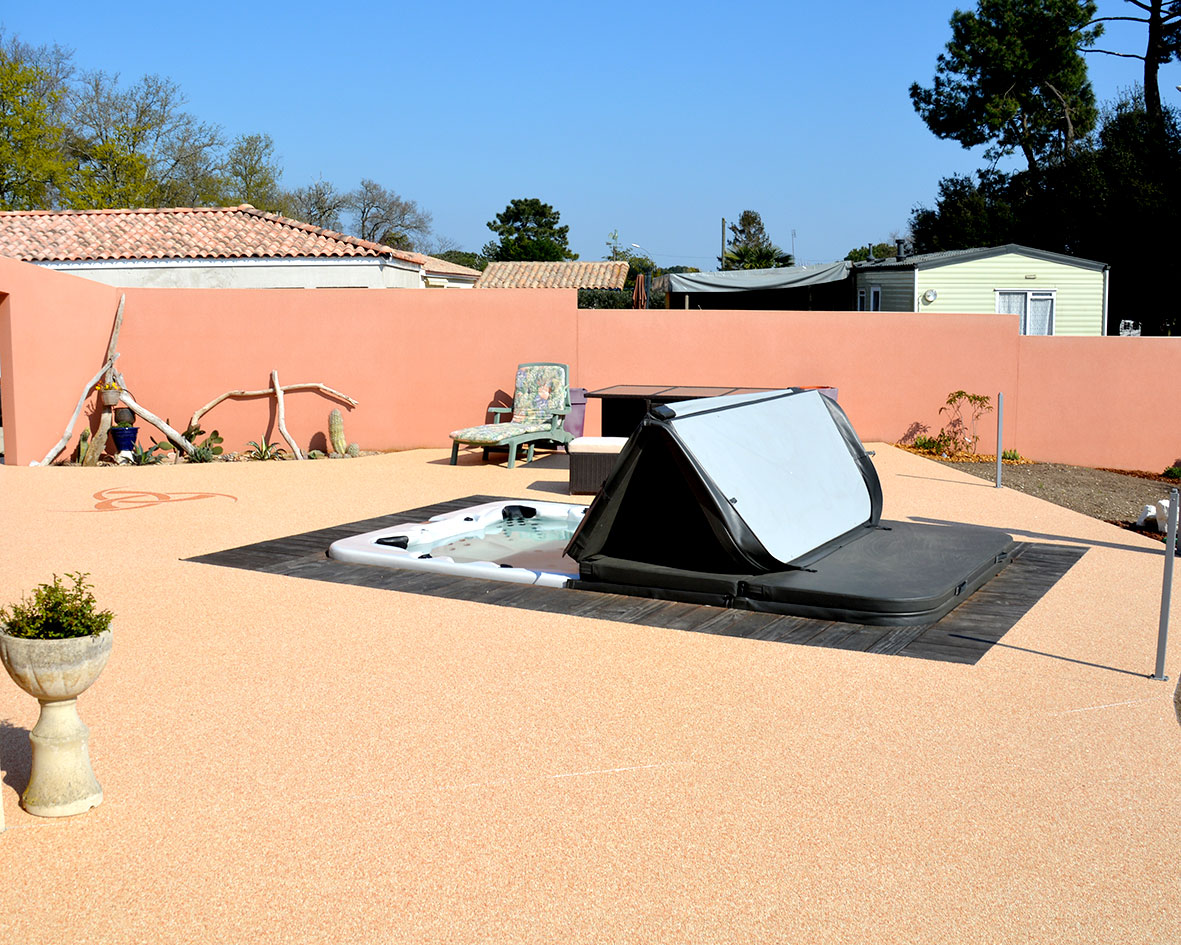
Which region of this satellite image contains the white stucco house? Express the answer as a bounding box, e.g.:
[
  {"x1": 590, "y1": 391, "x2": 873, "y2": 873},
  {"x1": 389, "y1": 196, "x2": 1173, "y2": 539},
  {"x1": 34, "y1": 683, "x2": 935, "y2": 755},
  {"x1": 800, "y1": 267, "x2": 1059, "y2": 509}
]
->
[{"x1": 0, "y1": 205, "x2": 480, "y2": 289}]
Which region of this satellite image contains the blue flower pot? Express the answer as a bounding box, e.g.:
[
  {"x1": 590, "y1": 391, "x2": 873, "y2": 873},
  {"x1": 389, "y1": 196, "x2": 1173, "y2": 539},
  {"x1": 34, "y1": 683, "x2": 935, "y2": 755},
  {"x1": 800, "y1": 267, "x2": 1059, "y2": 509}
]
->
[{"x1": 110, "y1": 427, "x2": 138, "y2": 452}]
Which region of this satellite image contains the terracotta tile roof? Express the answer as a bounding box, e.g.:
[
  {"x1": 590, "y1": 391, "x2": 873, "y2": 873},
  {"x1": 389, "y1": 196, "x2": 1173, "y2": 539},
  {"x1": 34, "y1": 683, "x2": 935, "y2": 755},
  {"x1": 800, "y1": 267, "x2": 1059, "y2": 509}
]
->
[
  {"x1": 0, "y1": 205, "x2": 426, "y2": 264},
  {"x1": 420, "y1": 254, "x2": 482, "y2": 277},
  {"x1": 475, "y1": 260, "x2": 629, "y2": 289}
]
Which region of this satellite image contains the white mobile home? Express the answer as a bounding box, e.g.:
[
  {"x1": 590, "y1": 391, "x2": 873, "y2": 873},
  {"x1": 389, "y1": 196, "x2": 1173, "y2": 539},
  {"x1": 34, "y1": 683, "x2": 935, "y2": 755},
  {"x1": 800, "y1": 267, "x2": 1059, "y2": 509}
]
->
[{"x1": 853, "y1": 244, "x2": 1109, "y2": 336}]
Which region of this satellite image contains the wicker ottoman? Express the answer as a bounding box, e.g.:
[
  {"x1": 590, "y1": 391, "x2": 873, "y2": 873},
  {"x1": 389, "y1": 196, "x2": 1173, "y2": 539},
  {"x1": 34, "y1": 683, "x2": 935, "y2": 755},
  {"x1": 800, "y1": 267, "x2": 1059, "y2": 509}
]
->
[{"x1": 568, "y1": 437, "x2": 627, "y2": 495}]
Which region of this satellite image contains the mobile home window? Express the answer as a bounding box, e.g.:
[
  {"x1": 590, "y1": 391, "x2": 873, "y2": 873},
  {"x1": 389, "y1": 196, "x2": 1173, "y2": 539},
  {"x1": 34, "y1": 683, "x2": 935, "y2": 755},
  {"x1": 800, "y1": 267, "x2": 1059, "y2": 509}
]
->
[
  {"x1": 996, "y1": 289, "x2": 1055, "y2": 335},
  {"x1": 857, "y1": 288, "x2": 866, "y2": 311},
  {"x1": 869, "y1": 285, "x2": 882, "y2": 311}
]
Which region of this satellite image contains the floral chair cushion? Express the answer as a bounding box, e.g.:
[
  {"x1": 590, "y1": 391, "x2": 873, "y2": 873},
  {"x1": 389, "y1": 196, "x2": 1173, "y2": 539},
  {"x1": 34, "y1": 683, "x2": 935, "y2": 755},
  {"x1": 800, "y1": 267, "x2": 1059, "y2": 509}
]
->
[
  {"x1": 511, "y1": 364, "x2": 568, "y2": 425},
  {"x1": 449, "y1": 421, "x2": 551, "y2": 445}
]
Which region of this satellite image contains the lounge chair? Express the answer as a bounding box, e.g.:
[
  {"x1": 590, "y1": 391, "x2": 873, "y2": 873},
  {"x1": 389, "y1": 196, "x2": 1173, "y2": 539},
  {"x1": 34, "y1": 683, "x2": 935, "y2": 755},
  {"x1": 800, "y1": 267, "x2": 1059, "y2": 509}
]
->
[{"x1": 449, "y1": 362, "x2": 573, "y2": 468}]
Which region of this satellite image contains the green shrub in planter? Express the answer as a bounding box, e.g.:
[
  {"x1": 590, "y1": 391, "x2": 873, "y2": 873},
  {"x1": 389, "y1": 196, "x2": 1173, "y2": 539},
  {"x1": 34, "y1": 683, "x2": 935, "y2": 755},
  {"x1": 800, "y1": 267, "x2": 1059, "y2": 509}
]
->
[{"x1": 0, "y1": 572, "x2": 112, "y2": 639}]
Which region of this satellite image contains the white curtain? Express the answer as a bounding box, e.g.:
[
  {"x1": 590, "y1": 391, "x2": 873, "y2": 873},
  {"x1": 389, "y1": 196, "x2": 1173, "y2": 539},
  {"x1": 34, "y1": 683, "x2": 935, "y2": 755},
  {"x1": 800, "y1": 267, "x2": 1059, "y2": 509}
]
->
[
  {"x1": 996, "y1": 291, "x2": 1052, "y2": 335},
  {"x1": 1027, "y1": 295, "x2": 1053, "y2": 335},
  {"x1": 996, "y1": 291, "x2": 1026, "y2": 317}
]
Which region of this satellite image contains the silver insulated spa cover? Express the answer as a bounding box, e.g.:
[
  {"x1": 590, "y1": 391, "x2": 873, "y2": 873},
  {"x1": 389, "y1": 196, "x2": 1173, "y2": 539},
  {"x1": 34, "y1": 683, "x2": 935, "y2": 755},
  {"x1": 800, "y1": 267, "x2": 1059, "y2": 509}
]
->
[{"x1": 566, "y1": 389, "x2": 883, "y2": 574}]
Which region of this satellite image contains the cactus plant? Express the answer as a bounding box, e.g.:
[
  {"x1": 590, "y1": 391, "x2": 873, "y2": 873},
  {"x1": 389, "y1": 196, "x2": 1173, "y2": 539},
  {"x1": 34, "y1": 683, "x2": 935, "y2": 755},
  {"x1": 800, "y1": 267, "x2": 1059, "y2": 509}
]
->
[
  {"x1": 329, "y1": 409, "x2": 346, "y2": 455},
  {"x1": 346, "y1": 442, "x2": 360, "y2": 458},
  {"x1": 76, "y1": 430, "x2": 90, "y2": 464},
  {"x1": 308, "y1": 449, "x2": 325, "y2": 460}
]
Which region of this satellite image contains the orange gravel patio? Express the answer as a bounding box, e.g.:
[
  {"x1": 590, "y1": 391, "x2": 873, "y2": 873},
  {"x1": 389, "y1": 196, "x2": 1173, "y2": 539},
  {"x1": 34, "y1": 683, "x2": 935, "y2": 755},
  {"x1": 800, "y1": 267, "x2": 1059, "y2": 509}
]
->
[{"x1": 0, "y1": 445, "x2": 1178, "y2": 944}]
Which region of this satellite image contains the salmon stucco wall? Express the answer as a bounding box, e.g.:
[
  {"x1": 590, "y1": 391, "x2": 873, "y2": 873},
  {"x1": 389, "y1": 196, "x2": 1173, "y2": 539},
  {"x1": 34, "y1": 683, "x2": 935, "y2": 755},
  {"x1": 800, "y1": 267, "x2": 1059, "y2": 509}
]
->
[
  {"x1": 1014, "y1": 336, "x2": 1180, "y2": 468},
  {"x1": 2, "y1": 256, "x2": 1180, "y2": 471},
  {"x1": 576, "y1": 308, "x2": 1023, "y2": 454},
  {"x1": 0, "y1": 258, "x2": 579, "y2": 466},
  {"x1": 114, "y1": 285, "x2": 578, "y2": 459},
  {"x1": 0, "y1": 260, "x2": 123, "y2": 466}
]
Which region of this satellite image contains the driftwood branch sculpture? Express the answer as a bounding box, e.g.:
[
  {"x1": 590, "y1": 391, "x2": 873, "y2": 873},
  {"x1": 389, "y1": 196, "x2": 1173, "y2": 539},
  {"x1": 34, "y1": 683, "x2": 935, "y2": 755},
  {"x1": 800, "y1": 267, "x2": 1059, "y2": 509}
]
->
[
  {"x1": 189, "y1": 382, "x2": 358, "y2": 431},
  {"x1": 33, "y1": 358, "x2": 116, "y2": 466},
  {"x1": 118, "y1": 392, "x2": 195, "y2": 457},
  {"x1": 82, "y1": 295, "x2": 127, "y2": 466},
  {"x1": 271, "y1": 370, "x2": 304, "y2": 460},
  {"x1": 41, "y1": 295, "x2": 352, "y2": 465}
]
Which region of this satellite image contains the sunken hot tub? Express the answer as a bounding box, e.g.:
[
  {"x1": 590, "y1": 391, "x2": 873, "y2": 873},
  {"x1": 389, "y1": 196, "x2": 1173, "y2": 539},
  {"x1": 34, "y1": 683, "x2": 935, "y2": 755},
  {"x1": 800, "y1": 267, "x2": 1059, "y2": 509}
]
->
[
  {"x1": 328, "y1": 500, "x2": 586, "y2": 587},
  {"x1": 330, "y1": 389, "x2": 1015, "y2": 626}
]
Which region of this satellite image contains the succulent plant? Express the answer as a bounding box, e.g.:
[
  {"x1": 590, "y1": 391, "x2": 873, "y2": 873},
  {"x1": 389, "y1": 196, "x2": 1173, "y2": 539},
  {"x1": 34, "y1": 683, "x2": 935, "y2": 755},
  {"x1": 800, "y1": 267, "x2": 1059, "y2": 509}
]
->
[
  {"x1": 346, "y1": 442, "x2": 360, "y2": 458},
  {"x1": 329, "y1": 409, "x2": 346, "y2": 455},
  {"x1": 245, "y1": 437, "x2": 287, "y2": 461},
  {"x1": 130, "y1": 443, "x2": 165, "y2": 465},
  {"x1": 308, "y1": 449, "x2": 325, "y2": 460}
]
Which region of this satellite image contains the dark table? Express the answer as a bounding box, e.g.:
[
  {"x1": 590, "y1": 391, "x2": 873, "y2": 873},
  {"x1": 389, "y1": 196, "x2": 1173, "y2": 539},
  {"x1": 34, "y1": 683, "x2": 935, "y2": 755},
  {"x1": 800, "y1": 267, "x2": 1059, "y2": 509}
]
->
[{"x1": 586, "y1": 385, "x2": 776, "y2": 437}]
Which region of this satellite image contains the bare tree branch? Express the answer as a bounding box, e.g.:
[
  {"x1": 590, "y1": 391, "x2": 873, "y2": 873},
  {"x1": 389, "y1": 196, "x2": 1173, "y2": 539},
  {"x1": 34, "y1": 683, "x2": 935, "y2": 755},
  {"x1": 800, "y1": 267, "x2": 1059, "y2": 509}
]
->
[
  {"x1": 347, "y1": 178, "x2": 432, "y2": 249},
  {"x1": 1084, "y1": 47, "x2": 1149, "y2": 59}
]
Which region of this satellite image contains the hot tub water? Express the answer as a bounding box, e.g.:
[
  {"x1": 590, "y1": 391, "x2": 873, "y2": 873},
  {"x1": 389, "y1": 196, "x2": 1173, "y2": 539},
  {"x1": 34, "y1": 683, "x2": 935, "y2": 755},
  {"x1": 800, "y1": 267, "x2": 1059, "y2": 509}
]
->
[{"x1": 328, "y1": 500, "x2": 586, "y2": 586}]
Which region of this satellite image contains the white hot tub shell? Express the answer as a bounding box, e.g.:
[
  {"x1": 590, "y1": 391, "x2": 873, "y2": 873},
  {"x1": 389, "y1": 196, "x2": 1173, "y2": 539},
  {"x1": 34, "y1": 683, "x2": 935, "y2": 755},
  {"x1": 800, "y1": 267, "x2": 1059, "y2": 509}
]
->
[{"x1": 328, "y1": 500, "x2": 586, "y2": 587}]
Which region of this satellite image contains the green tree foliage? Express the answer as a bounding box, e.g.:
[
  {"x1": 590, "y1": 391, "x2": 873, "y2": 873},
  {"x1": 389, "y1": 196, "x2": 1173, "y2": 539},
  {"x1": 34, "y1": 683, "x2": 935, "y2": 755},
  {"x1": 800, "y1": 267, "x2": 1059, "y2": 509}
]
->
[
  {"x1": 432, "y1": 250, "x2": 488, "y2": 271},
  {"x1": 719, "y1": 210, "x2": 792, "y2": 270},
  {"x1": 909, "y1": 170, "x2": 1020, "y2": 251},
  {"x1": 909, "y1": 90, "x2": 1181, "y2": 334},
  {"x1": 483, "y1": 198, "x2": 578, "y2": 261},
  {"x1": 845, "y1": 242, "x2": 905, "y2": 262},
  {"x1": 910, "y1": 1, "x2": 1102, "y2": 170},
  {"x1": 224, "y1": 133, "x2": 283, "y2": 211},
  {"x1": 66, "y1": 71, "x2": 225, "y2": 208},
  {"x1": 0, "y1": 43, "x2": 70, "y2": 209}
]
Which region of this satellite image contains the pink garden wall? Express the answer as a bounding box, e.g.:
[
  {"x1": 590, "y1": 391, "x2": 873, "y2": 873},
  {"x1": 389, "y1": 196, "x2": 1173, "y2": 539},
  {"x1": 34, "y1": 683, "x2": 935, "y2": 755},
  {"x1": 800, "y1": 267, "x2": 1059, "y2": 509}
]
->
[{"x1": 2, "y1": 256, "x2": 1178, "y2": 471}]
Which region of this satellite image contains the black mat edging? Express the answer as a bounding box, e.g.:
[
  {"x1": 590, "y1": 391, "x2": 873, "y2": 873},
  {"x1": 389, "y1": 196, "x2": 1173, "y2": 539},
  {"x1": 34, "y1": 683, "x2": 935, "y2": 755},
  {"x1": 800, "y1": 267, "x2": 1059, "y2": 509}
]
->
[{"x1": 186, "y1": 495, "x2": 1086, "y2": 664}]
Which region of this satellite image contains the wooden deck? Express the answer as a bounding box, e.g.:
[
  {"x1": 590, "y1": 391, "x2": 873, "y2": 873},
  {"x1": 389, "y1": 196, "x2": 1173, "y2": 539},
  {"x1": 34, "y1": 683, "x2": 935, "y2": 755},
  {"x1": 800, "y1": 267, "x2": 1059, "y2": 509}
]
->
[{"x1": 187, "y1": 495, "x2": 1086, "y2": 665}]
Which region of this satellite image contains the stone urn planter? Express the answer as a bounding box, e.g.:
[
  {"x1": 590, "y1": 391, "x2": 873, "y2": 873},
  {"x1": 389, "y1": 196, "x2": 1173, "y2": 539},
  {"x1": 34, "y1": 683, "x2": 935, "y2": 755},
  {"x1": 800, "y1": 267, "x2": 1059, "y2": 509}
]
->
[
  {"x1": 0, "y1": 632, "x2": 111, "y2": 816},
  {"x1": 0, "y1": 573, "x2": 113, "y2": 817}
]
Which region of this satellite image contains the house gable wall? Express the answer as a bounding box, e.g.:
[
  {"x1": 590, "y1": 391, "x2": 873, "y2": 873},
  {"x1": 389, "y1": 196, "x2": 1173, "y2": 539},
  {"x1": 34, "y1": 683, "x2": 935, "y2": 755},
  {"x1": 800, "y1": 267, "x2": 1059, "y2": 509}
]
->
[{"x1": 37, "y1": 257, "x2": 423, "y2": 290}]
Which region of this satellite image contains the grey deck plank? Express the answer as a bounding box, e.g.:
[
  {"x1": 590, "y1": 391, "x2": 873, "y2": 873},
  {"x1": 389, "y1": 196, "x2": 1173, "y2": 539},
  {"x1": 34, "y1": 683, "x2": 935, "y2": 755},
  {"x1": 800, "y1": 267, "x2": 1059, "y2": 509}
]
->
[{"x1": 186, "y1": 498, "x2": 1087, "y2": 665}]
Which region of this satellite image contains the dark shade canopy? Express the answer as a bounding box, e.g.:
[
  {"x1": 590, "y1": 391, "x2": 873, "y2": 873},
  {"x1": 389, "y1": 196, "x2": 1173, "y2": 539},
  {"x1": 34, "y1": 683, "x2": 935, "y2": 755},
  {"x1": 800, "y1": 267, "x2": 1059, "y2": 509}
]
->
[{"x1": 661, "y1": 261, "x2": 851, "y2": 293}]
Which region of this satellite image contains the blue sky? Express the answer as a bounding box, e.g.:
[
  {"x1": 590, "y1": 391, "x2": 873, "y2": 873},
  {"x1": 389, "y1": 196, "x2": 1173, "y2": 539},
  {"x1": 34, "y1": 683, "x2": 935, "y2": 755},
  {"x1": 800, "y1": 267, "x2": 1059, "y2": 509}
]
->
[{"x1": 3, "y1": 1, "x2": 1177, "y2": 266}]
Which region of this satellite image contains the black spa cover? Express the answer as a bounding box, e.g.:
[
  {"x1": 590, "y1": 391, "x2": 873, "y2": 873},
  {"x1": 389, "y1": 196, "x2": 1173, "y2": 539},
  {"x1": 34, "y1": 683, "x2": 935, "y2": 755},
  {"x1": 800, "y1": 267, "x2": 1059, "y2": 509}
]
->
[{"x1": 566, "y1": 389, "x2": 1014, "y2": 626}]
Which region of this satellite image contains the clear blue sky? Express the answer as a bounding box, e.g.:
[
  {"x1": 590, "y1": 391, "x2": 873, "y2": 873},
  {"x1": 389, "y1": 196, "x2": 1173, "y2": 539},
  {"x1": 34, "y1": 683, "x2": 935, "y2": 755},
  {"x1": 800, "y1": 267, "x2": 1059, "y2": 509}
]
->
[{"x1": 3, "y1": 1, "x2": 1176, "y2": 266}]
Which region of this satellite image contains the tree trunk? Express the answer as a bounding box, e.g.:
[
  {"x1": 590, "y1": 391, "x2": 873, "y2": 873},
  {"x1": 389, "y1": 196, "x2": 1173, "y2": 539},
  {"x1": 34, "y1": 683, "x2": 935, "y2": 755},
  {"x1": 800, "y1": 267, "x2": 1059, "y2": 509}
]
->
[{"x1": 1144, "y1": 0, "x2": 1170, "y2": 154}]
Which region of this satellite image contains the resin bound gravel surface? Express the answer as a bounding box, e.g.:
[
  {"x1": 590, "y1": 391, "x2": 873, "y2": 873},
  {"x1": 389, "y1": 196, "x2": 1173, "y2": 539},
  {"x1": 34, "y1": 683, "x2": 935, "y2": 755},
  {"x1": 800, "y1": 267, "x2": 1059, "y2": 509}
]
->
[{"x1": 0, "y1": 445, "x2": 1177, "y2": 945}]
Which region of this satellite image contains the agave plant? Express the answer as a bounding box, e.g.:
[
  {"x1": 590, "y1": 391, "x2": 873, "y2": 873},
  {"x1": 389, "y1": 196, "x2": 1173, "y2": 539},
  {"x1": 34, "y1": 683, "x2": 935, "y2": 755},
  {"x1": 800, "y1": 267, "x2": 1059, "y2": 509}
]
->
[
  {"x1": 129, "y1": 443, "x2": 165, "y2": 466},
  {"x1": 244, "y1": 437, "x2": 287, "y2": 461}
]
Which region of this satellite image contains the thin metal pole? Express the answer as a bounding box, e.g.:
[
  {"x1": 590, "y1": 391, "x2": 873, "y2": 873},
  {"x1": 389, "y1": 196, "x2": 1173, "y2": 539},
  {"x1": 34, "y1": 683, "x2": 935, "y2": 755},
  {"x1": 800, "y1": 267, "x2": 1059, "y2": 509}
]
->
[
  {"x1": 1152, "y1": 487, "x2": 1179, "y2": 680},
  {"x1": 995, "y1": 392, "x2": 1003, "y2": 489},
  {"x1": 720, "y1": 218, "x2": 726, "y2": 270}
]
